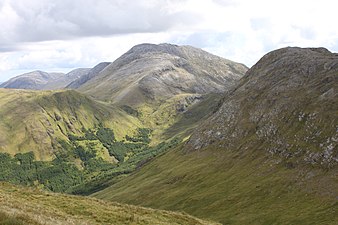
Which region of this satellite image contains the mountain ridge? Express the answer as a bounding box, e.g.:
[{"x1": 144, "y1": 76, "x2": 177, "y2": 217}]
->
[
  {"x1": 0, "y1": 70, "x2": 65, "y2": 90},
  {"x1": 66, "y1": 62, "x2": 111, "y2": 89},
  {"x1": 0, "y1": 68, "x2": 91, "y2": 90}
]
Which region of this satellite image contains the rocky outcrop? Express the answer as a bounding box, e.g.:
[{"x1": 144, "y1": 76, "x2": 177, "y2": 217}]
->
[{"x1": 187, "y1": 47, "x2": 338, "y2": 168}]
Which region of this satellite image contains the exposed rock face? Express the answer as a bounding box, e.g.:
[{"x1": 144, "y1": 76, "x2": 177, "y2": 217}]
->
[
  {"x1": 187, "y1": 47, "x2": 338, "y2": 168},
  {"x1": 66, "y1": 62, "x2": 111, "y2": 89},
  {"x1": 0, "y1": 68, "x2": 91, "y2": 90},
  {"x1": 78, "y1": 43, "x2": 248, "y2": 105}
]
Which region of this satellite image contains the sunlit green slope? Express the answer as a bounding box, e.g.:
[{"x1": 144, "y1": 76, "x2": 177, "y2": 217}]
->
[{"x1": 0, "y1": 88, "x2": 141, "y2": 160}]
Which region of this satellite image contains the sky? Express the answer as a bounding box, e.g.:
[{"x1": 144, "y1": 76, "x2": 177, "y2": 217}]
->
[{"x1": 0, "y1": 0, "x2": 337, "y2": 82}]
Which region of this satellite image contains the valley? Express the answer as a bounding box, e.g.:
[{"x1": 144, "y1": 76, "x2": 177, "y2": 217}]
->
[{"x1": 0, "y1": 44, "x2": 337, "y2": 224}]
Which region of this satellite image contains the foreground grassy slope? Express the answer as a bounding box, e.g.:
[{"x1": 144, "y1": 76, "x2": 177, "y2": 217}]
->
[
  {"x1": 0, "y1": 88, "x2": 140, "y2": 160},
  {"x1": 93, "y1": 146, "x2": 337, "y2": 225},
  {"x1": 0, "y1": 182, "x2": 218, "y2": 225}
]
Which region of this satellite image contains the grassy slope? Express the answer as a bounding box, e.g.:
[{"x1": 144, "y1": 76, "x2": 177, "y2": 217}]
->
[
  {"x1": 0, "y1": 182, "x2": 219, "y2": 225},
  {"x1": 134, "y1": 93, "x2": 222, "y2": 144},
  {"x1": 0, "y1": 89, "x2": 141, "y2": 160},
  {"x1": 93, "y1": 145, "x2": 338, "y2": 225},
  {"x1": 0, "y1": 88, "x2": 218, "y2": 160}
]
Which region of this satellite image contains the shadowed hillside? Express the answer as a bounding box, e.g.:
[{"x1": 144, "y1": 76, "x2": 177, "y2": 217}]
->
[{"x1": 93, "y1": 47, "x2": 338, "y2": 224}]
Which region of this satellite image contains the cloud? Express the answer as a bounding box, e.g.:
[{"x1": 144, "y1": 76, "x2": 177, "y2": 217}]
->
[
  {"x1": 0, "y1": 0, "x2": 194, "y2": 45},
  {"x1": 0, "y1": 0, "x2": 337, "y2": 81}
]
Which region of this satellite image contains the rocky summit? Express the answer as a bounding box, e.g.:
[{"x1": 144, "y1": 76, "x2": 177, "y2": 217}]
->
[
  {"x1": 78, "y1": 43, "x2": 248, "y2": 105},
  {"x1": 187, "y1": 47, "x2": 338, "y2": 167}
]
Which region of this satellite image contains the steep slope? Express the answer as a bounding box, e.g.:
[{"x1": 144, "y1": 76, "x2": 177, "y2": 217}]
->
[
  {"x1": 0, "y1": 88, "x2": 140, "y2": 160},
  {"x1": 187, "y1": 47, "x2": 338, "y2": 167},
  {"x1": 66, "y1": 62, "x2": 111, "y2": 89},
  {"x1": 93, "y1": 47, "x2": 338, "y2": 224},
  {"x1": 0, "y1": 183, "x2": 218, "y2": 225},
  {"x1": 79, "y1": 43, "x2": 247, "y2": 105}
]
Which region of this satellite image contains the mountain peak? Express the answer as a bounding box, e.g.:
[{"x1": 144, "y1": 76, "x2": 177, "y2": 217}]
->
[
  {"x1": 78, "y1": 43, "x2": 248, "y2": 104},
  {"x1": 187, "y1": 46, "x2": 338, "y2": 168}
]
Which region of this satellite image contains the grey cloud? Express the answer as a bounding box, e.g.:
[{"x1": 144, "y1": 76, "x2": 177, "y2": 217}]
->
[
  {"x1": 212, "y1": 0, "x2": 238, "y2": 6},
  {"x1": 0, "y1": 45, "x2": 20, "y2": 52},
  {"x1": 0, "y1": 0, "x2": 195, "y2": 44}
]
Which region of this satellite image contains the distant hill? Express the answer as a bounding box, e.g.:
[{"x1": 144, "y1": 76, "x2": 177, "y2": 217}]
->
[
  {"x1": 0, "y1": 70, "x2": 64, "y2": 90},
  {"x1": 94, "y1": 47, "x2": 338, "y2": 224},
  {"x1": 0, "y1": 182, "x2": 218, "y2": 225},
  {"x1": 0, "y1": 68, "x2": 90, "y2": 90}
]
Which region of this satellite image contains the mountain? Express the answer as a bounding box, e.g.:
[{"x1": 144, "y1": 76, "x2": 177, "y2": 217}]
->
[
  {"x1": 0, "y1": 68, "x2": 91, "y2": 90},
  {"x1": 77, "y1": 43, "x2": 248, "y2": 142},
  {"x1": 78, "y1": 43, "x2": 248, "y2": 105},
  {"x1": 187, "y1": 47, "x2": 337, "y2": 167},
  {"x1": 66, "y1": 62, "x2": 111, "y2": 89},
  {"x1": 93, "y1": 47, "x2": 338, "y2": 224},
  {"x1": 0, "y1": 182, "x2": 218, "y2": 225}
]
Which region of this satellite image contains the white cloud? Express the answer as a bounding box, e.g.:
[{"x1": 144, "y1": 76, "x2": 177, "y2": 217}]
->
[{"x1": 0, "y1": 0, "x2": 337, "y2": 81}]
